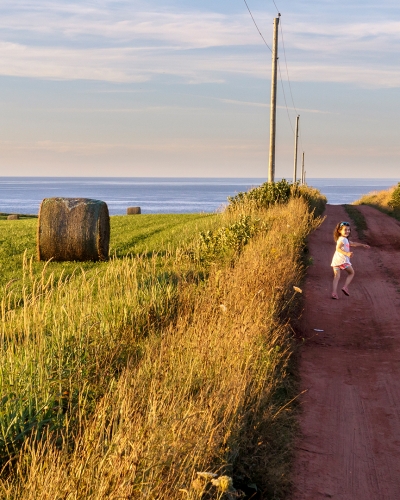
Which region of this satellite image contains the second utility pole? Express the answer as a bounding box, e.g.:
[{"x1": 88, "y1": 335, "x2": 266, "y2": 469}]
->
[
  {"x1": 293, "y1": 115, "x2": 299, "y2": 183},
  {"x1": 268, "y1": 16, "x2": 279, "y2": 183}
]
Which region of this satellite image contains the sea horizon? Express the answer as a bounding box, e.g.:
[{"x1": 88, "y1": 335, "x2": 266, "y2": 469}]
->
[{"x1": 0, "y1": 176, "x2": 398, "y2": 215}]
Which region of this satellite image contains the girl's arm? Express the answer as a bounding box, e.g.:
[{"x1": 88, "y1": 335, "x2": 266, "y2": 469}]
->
[{"x1": 350, "y1": 241, "x2": 370, "y2": 249}]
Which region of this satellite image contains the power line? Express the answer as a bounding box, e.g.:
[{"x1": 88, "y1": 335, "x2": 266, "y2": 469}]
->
[
  {"x1": 279, "y1": 22, "x2": 298, "y2": 115},
  {"x1": 271, "y1": 0, "x2": 280, "y2": 15},
  {"x1": 243, "y1": 0, "x2": 272, "y2": 52},
  {"x1": 242, "y1": 1, "x2": 305, "y2": 152},
  {"x1": 278, "y1": 60, "x2": 294, "y2": 134},
  {"x1": 279, "y1": 19, "x2": 304, "y2": 151}
]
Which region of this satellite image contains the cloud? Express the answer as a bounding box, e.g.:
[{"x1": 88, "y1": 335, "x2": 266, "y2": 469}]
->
[
  {"x1": 0, "y1": 1, "x2": 399, "y2": 87},
  {"x1": 0, "y1": 2, "x2": 262, "y2": 49},
  {"x1": 288, "y1": 63, "x2": 400, "y2": 88},
  {"x1": 0, "y1": 138, "x2": 264, "y2": 155},
  {"x1": 219, "y1": 98, "x2": 333, "y2": 114}
]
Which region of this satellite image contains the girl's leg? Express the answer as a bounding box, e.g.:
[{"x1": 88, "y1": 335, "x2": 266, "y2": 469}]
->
[
  {"x1": 332, "y1": 268, "x2": 340, "y2": 296},
  {"x1": 343, "y1": 266, "x2": 355, "y2": 290}
]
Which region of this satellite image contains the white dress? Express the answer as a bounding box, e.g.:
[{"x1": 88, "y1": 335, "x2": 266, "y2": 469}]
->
[{"x1": 331, "y1": 236, "x2": 351, "y2": 268}]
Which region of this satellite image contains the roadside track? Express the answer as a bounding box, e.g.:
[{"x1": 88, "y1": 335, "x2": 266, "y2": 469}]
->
[{"x1": 292, "y1": 204, "x2": 400, "y2": 499}]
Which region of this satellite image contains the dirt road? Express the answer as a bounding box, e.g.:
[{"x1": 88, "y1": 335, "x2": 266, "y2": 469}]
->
[{"x1": 292, "y1": 204, "x2": 400, "y2": 500}]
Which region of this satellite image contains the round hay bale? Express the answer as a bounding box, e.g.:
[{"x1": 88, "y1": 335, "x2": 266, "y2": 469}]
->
[
  {"x1": 7, "y1": 214, "x2": 19, "y2": 220},
  {"x1": 37, "y1": 198, "x2": 110, "y2": 262},
  {"x1": 127, "y1": 206, "x2": 141, "y2": 215}
]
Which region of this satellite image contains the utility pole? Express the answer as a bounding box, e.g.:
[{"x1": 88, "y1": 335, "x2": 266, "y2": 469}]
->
[
  {"x1": 268, "y1": 17, "x2": 279, "y2": 183},
  {"x1": 293, "y1": 115, "x2": 299, "y2": 183},
  {"x1": 301, "y1": 152, "x2": 305, "y2": 185}
]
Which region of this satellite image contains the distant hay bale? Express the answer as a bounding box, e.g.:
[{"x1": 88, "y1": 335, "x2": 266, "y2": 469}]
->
[
  {"x1": 7, "y1": 214, "x2": 19, "y2": 220},
  {"x1": 37, "y1": 198, "x2": 110, "y2": 262},
  {"x1": 127, "y1": 207, "x2": 141, "y2": 215}
]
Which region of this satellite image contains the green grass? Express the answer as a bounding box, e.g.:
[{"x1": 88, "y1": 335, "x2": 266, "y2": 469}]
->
[
  {"x1": 110, "y1": 213, "x2": 217, "y2": 258},
  {"x1": 344, "y1": 205, "x2": 368, "y2": 240},
  {"x1": 0, "y1": 213, "x2": 217, "y2": 294},
  {"x1": 0, "y1": 213, "x2": 37, "y2": 220},
  {"x1": 0, "y1": 186, "x2": 326, "y2": 498}
]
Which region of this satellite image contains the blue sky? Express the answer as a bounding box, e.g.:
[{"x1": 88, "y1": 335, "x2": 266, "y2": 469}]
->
[{"x1": 0, "y1": 0, "x2": 399, "y2": 178}]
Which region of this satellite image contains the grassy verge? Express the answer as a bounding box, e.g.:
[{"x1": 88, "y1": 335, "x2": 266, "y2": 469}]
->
[
  {"x1": 0, "y1": 186, "x2": 325, "y2": 499},
  {"x1": 353, "y1": 183, "x2": 400, "y2": 222},
  {"x1": 344, "y1": 205, "x2": 368, "y2": 240}
]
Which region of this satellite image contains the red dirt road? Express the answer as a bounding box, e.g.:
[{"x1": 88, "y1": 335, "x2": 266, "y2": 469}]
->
[{"x1": 292, "y1": 205, "x2": 400, "y2": 500}]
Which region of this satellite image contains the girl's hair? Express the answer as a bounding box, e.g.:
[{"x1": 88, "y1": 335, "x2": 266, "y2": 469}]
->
[{"x1": 333, "y1": 221, "x2": 351, "y2": 242}]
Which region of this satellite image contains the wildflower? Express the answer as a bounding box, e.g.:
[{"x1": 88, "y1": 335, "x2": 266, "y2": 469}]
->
[
  {"x1": 293, "y1": 286, "x2": 302, "y2": 293},
  {"x1": 191, "y1": 478, "x2": 204, "y2": 492},
  {"x1": 211, "y1": 475, "x2": 233, "y2": 492},
  {"x1": 196, "y1": 471, "x2": 217, "y2": 480}
]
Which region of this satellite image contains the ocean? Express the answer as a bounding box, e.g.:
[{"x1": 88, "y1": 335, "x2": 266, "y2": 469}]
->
[{"x1": 0, "y1": 177, "x2": 398, "y2": 216}]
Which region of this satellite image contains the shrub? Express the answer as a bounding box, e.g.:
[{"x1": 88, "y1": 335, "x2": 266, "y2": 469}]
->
[
  {"x1": 227, "y1": 180, "x2": 327, "y2": 217},
  {"x1": 228, "y1": 179, "x2": 292, "y2": 210},
  {"x1": 388, "y1": 182, "x2": 400, "y2": 209},
  {"x1": 198, "y1": 214, "x2": 261, "y2": 260}
]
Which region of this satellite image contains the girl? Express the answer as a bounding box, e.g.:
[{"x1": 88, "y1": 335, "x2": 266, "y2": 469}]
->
[{"x1": 331, "y1": 221, "x2": 370, "y2": 299}]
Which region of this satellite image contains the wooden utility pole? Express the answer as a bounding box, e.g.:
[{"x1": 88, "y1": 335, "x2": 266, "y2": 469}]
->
[
  {"x1": 293, "y1": 115, "x2": 299, "y2": 183},
  {"x1": 268, "y1": 17, "x2": 279, "y2": 183},
  {"x1": 301, "y1": 152, "x2": 305, "y2": 185}
]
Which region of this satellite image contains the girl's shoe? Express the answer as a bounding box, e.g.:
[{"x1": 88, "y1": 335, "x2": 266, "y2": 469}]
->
[
  {"x1": 342, "y1": 287, "x2": 350, "y2": 296},
  {"x1": 331, "y1": 293, "x2": 338, "y2": 300}
]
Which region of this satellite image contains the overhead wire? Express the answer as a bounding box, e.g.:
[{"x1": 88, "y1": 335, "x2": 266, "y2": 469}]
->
[
  {"x1": 268, "y1": 0, "x2": 304, "y2": 152},
  {"x1": 271, "y1": 0, "x2": 280, "y2": 15},
  {"x1": 243, "y1": 0, "x2": 272, "y2": 51},
  {"x1": 278, "y1": 60, "x2": 294, "y2": 134},
  {"x1": 279, "y1": 18, "x2": 304, "y2": 152},
  {"x1": 243, "y1": 0, "x2": 305, "y2": 157}
]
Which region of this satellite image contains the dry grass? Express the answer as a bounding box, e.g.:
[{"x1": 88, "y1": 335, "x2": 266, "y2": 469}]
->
[
  {"x1": 0, "y1": 198, "x2": 321, "y2": 499},
  {"x1": 353, "y1": 185, "x2": 400, "y2": 220}
]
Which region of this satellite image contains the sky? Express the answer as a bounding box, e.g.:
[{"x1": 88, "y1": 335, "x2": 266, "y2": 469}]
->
[{"x1": 0, "y1": 0, "x2": 399, "y2": 178}]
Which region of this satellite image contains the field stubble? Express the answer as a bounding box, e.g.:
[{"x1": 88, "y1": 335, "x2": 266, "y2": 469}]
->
[{"x1": 0, "y1": 197, "x2": 322, "y2": 499}]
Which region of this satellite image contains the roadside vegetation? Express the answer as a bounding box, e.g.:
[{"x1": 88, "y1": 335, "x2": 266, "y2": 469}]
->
[
  {"x1": 343, "y1": 205, "x2": 368, "y2": 240},
  {"x1": 353, "y1": 182, "x2": 400, "y2": 221},
  {"x1": 0, "y1": 182, "x2": 326, "y2": 499}
]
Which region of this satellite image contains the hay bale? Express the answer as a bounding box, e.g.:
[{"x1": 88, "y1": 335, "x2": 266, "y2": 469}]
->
[
  {"x1": 7, "y1": 214, "x2": 19, "y2": 220},
  {"x1": 37, "y1": 198, "x2": 110, "y2": 262},
  {"x1": 127, "y1": 206, "x2": 141, "y2": 215}
]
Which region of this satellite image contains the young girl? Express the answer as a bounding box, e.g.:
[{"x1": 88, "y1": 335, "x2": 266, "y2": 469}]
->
[{"x1": 331, "y1": 221, "x2": 370, "y2": 299}]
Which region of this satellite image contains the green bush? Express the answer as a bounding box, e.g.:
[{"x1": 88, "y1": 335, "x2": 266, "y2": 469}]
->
[
  {"x1": 227, "y1": 180, "x2": 327, "y2": 216},
  {"x1": 388, "y1": 182, "x2": 400, "y2": 209},
  {"x1": 228, "y1": 179, "x2": 293, "y2": 210},
  {"x1": 198, "y1": 214, "x2": 261, "y2": 261}
]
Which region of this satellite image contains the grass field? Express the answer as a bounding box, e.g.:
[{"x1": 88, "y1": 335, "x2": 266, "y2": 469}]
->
[
  {"x1": 0, "y1": 188, "x2": 325, "y2": 499},
  {"x1": 0, "y1": 213, "x2": 217, "y2": 293}
]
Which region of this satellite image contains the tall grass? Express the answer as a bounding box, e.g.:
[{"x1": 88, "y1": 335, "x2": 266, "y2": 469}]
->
[
  {"x1": 0, "y1": 190, "x2": 324, "y2": 498},
  {"x1": 353, "y1": 182, "x2": 400, "y2": 221}
]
